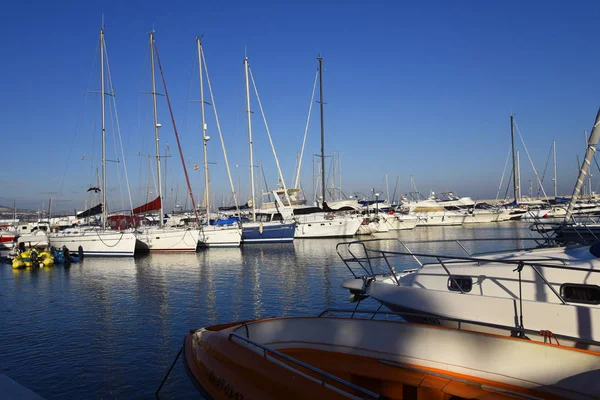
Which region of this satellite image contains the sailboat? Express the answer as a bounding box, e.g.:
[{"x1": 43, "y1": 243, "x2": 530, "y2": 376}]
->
[
  {"x1": 194, "y1": 37, "x2": 241, "y2": 248},
  {"x1": 133, "y1": 31, "x2": 200, "y2": 252},
  {"x1": 239, "y1": 56, "x2": 295, "y2": 243},
  {"x1": 257, "y1": 56, "x2": 361, "y2": 239},
  {"x1": 48, "y1": 27, "x2": 136, "y2": 257}
]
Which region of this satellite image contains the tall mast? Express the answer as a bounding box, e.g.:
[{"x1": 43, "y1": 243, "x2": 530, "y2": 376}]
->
[
  {"x1": 100, "y1": 27, "x2": 107, "y2": 229},
  {"x1": 244, "y1": 57, "x2": 256, "y2": 221},
  {"x1": 318, "y1": 56, "x2": 326, "y2": 204},
  {"x1": 385, "y1": 174, "x2": 390, "y2": 203},
  {"x1": 565, "y1": 109, "x2": 600, "y2": 222},
  {"x1": 150, "y1": 31, "x2": 164, "y2": 227},
  {"x1": 338, "y1": 150, "x2": 341, "y2": 197},
  {"x1": 553, "y1": 139, "x2": 557, "y2": 198},
  {"x1": 586, "y1": 129, "x2": 592, "y2": 198},
  {"x1": 197, "y1": 38, "x2": 210, "y2": 222},
  {"x1": 510, "y1": 114, "x2": 518, "y2": 204}
]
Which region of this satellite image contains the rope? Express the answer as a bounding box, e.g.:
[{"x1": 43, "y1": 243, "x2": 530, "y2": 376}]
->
[
  {"x1": 155, "y1": 346, "x2": 183, "y2": 399},
  {"x1": 153, "y1": 39, "x2": 200, "y2": 224},
  {"x1": 94, "y1": 229, "x2": 125, "y2": 248},
  {"x1": 496, "y1": 146, "x2": 512, "y2": 200},
  {"x1": 539, "y1": 330, "x2": 560, "y2": 345},
  {"x1": 513, "y1": 119, "x2": 550, "y2": 201},
  {"x1": 294, "y1": 68, "x2": 319, "y2": 189},
  {"x1": 58, "y1": 39, "x2": 99, "y2": 197},
  {"x1": 536, "y1": 143, "x2": 554, "y2": 197},
  {"x1": 248, "y1": 67, "x2": 292, "y2": 206},
  {"x1": 200, "y1": 46, "x2": 243, "y2": 226}
]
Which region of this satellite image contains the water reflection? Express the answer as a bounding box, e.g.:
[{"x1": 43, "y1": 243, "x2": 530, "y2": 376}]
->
[{"x1": 0, "y1": 223, "x2": 542, "y2": 399}]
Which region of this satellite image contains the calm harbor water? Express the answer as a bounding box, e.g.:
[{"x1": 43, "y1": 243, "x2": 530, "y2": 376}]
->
[{"x1": 0, "y1": 222, "x2": 542, "y2": 399}]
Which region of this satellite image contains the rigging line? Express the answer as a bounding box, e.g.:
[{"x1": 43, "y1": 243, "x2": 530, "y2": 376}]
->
[
  {"x1": 153, "y1": 39, "x2": 200, "y2": 223},
  {"x1": 59, "y1": 38, "x2": 100, "y2": 197},
  {"x1": 104, "y1": 45, "x2": 126, "y2": 213},
  {"x1": 107, "y1": 85, "x2": 126, "y2": 212},
  {"x1": 536, "y1": 143, "x2": 554, "y2": 198},
  {"x1": 201, "y1": 46, "x2": 242, "y2": 220},
  {"x1": 88, "y1": 116, "x2": 98, "y2": 188},
  {"x1": 513, "y1": 119, "x2": 550, "y2": 201},
  {"x1": 294, "y1": 68, "x2": 319, "y2": 189},
  {"x1": 496, "y1": 145, "x2": 512, "y2": 200},
  {"x1": 104, "y1": 38, "x2": 134, "y2": 213},
  {"x1": 503, "y1": 167, "x2": 514, "y2": 201},
  {"x1": 248, "y1": 66, "x2": 292, "y2": 205}
]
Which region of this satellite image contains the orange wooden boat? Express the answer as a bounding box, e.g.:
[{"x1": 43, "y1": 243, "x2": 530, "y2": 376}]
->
[{"x1": 183, "y1": 310, "x2": 600, "y2": 399}]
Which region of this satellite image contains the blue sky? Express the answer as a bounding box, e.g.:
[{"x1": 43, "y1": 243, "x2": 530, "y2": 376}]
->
[{"x1": 2, "y1": 0, "x2": 600, "y2": 212}]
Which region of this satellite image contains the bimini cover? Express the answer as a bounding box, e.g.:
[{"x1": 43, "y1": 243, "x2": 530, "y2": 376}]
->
[
  {"x1": 76, "y1": 203, "x2": 103, "y2": 219},
  {"x1": 292, "y1": 207, "x2": 324, "y2": 215}
]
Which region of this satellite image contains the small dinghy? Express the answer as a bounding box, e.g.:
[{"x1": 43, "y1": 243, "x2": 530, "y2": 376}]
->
[
  {"x1": 12, "y1": 249, "x2": 54, "y2": 269},
  {"x1": 183, "y1": 309, "x2": 600, "y2": 399}
]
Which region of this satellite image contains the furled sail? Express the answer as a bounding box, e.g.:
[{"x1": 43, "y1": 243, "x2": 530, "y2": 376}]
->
[
  {"x1": 133, "y1": 196, "x2": 162, "y2": 215},
  {"x1": 76, "y1": 203, "x2": 103, "y2": 219}
]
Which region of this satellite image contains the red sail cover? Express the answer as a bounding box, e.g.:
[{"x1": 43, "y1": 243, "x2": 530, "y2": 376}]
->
[{"x1": 133, "y1": 196, "x2": 161, "y2": 215}]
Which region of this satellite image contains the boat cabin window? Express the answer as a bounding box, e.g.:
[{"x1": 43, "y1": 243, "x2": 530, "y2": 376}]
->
[
  {"x1": 256, "y1": 214, "x2": 272, "y2": 223},
  {"x1": 447, "y1": 275, "x2": 472, "y2": 292},
  {"x1": 560, "y1": 284, "x2": 600, "y2": 305},
  {"x1": 272, "y1": 213, "x2": 282, "y2": 222}
]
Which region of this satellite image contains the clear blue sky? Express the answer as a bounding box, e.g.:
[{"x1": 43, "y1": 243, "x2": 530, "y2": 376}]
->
[{"x1": 2, "y1": 0, "x2": 600, "y2": 212}]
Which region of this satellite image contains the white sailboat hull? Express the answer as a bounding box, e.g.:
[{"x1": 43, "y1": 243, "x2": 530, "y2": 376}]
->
[
  {"x1": 49, "y1": 228, "x2": 136, "y2": 256},
  {"x1": 413, "y1": 211, "x2": 466, "y2": 226},
  {"x1": 135, "y1": 227, "x2": 199, "y2": 252},
  {"x1": 199, "y1": 226, "x2": 242, "y2": 247},
  {"x1": 294, "y1": 215, "x2": 361, "y2": 238},
  {"x1": 462, "y1": 210, "x2": 508, "y2": 224},
  {"x1": 381, "y1": 214, "x2": 418, "y2": 230}
]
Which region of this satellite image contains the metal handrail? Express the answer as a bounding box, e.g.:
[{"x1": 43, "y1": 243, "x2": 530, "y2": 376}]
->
[
  {"x1": 228, "y1": 332, "x2": 380, "y2": 399},
  {"x1": 317, "y1": 308, "x2": 600, "y2": 348},
  {"x1": 337, "y1": 238, "x2": 600, "y2": 308},
  {"x1": 363, "y1": 247, "x2": 600, "y2": 274}
]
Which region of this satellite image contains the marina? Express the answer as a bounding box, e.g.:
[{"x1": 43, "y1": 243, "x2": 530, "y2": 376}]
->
[
  {"x1": 1, "y1": 223, "x2": 550, "y2": 399},
  {"x1": 4, "y1": 2, "x2": 600, "y2": 399}
]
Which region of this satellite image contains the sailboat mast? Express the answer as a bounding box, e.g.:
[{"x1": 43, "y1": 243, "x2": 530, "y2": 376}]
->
[
  {"x1": 197, "y1": 38, "x2": 210, "y2": 222},
  {"x1": 586, "y1": 129, "x2": 592, "y2": 197},
  {"x1": 510, "y1": 114, "x2": 518, "y2": 204},
  {"x1": 553, "y1": 139, "x2": 557, "y2": 198},
  {"x1": 385, "y1": 174, "x2": 390, "y2": 203},
  {"x1": 100, "y1": 28, "x2": 107, "y2": 229},
  {"x1": 244, "y1": 57, "x2": 256, "y2": 221},
  {"x1": 338, "y1": 150, "x2": 341, "y2": 197},
  {"x1": 150, "y1": 31, "x2": 164, "y2": 227},
  {"x1": 565, "y1": 109, "x2": 600, "y2": 222},
  {"x1": 318, "y1": 56, "x2": 326, "y2": 204}
]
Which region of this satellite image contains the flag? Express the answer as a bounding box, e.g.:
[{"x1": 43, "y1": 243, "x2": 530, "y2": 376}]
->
[{"x1": 194, "y1": 165, "x2": 199, "y2": 170}]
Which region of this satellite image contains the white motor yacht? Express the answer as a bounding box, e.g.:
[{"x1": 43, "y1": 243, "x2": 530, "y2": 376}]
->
[{"x1": 340, "y1": 237, "x2": 600, "y2": 349}]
